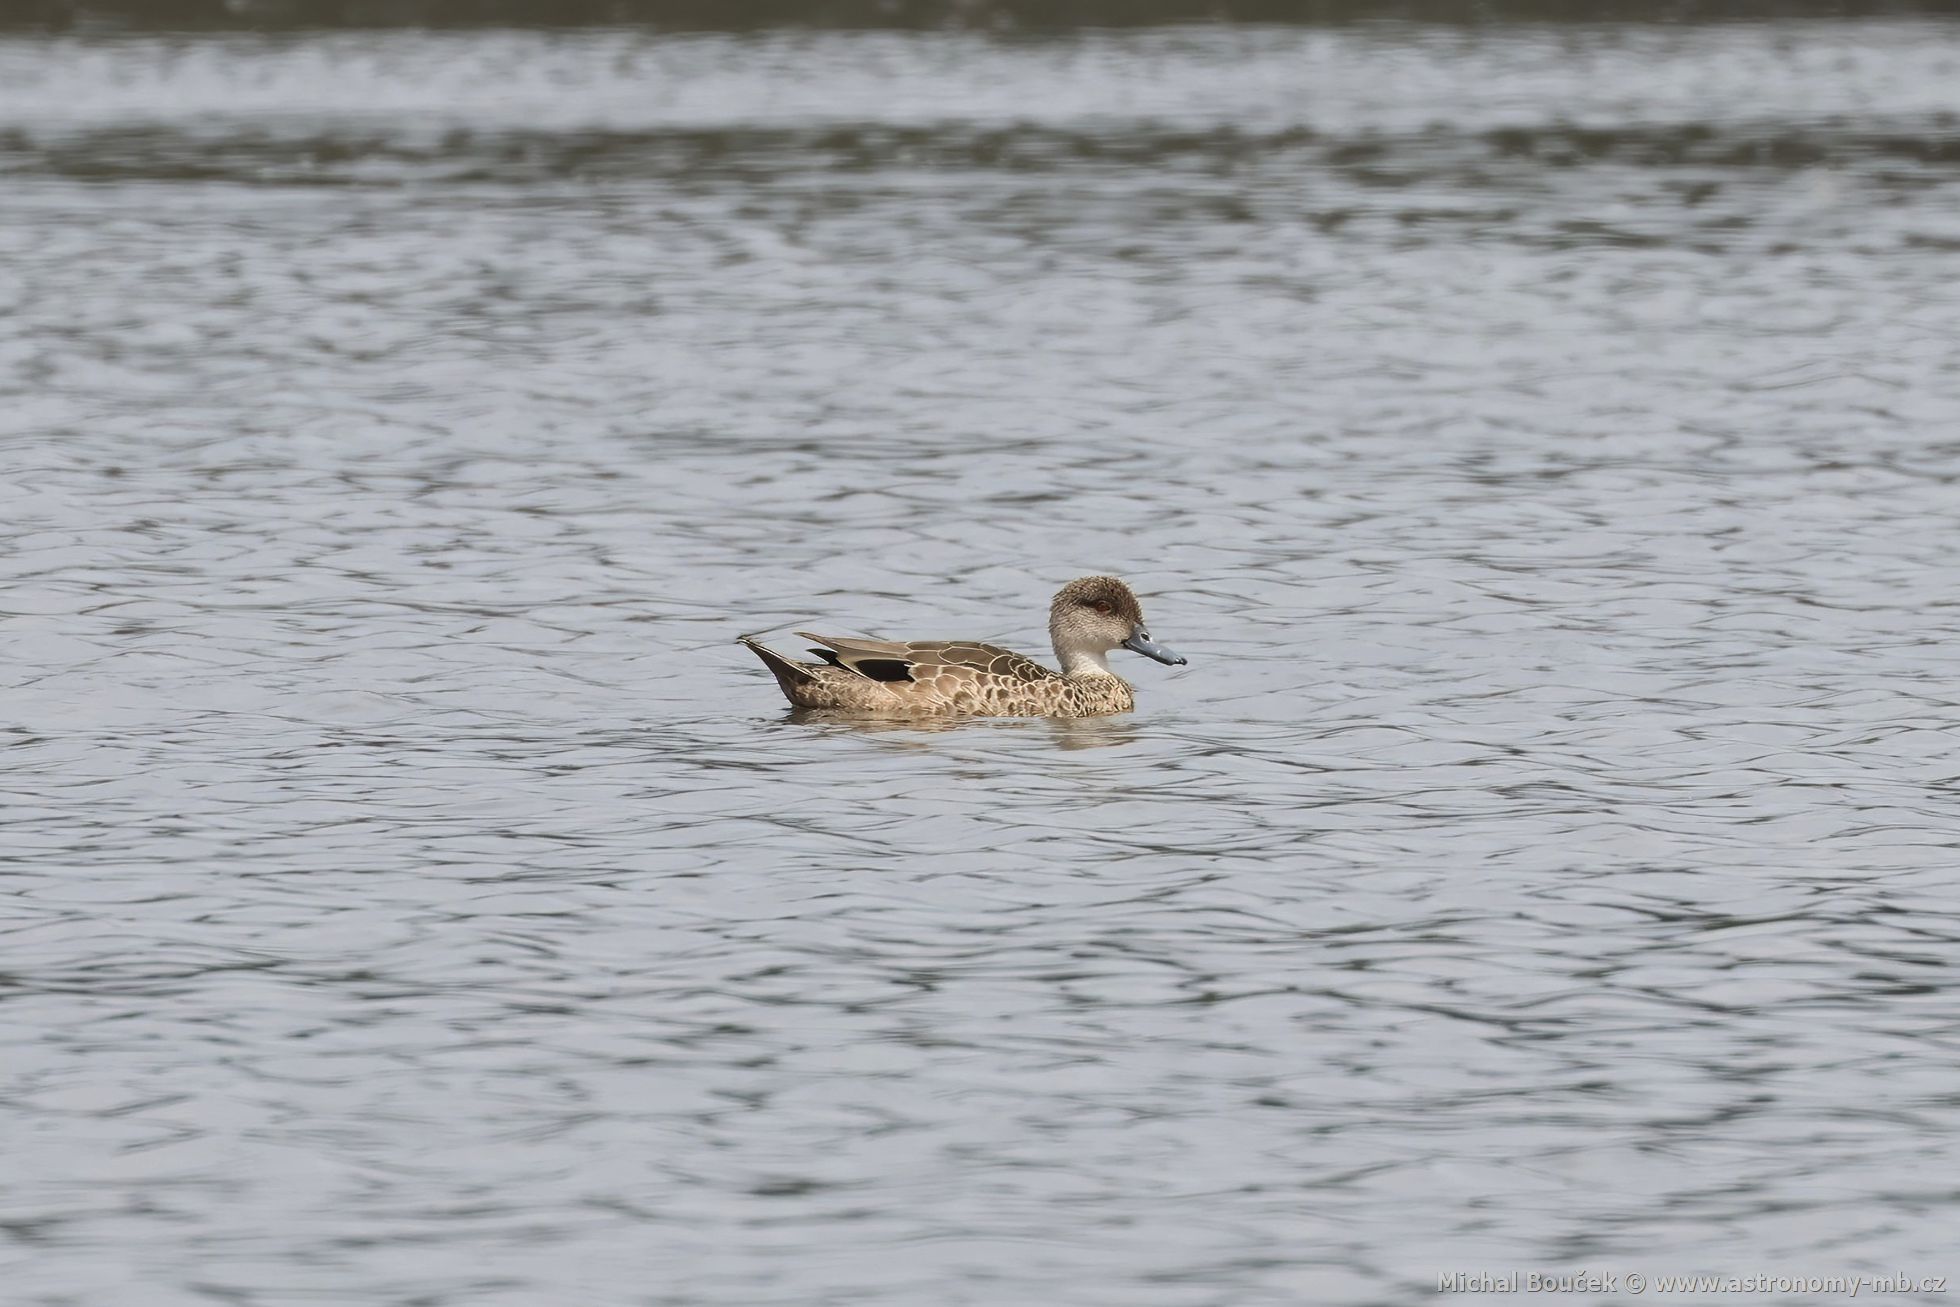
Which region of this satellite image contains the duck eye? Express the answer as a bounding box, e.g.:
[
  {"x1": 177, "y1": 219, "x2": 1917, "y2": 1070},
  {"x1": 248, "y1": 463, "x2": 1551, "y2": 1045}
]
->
[{"x1": 1092, "y1": 601, "x2": 1112, "y2": 615}]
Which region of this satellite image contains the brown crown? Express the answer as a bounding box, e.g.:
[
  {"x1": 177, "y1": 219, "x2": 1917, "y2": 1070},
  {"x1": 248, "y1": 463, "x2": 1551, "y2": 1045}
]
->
[{"x1": 1052, "y1": 575, "x2": 1145, "y2": 626}]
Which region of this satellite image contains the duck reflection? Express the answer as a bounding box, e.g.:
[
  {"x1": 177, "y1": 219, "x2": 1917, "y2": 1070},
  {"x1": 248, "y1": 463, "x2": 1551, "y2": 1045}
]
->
[{"x1": 781, "y1": 709, "x2": 1139, "y2": 752}]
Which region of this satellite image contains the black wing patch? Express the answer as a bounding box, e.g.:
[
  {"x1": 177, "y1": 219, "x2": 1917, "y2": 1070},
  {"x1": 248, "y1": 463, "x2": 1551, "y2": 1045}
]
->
[{"x1": 809, "y1": 648, "x2": 913, "y2": 682}]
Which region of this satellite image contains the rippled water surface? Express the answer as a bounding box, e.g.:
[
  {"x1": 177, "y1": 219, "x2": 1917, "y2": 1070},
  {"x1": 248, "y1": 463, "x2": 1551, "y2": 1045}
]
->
[{"x1": 5, "y1": 21, "x2": 1960, "y2": 1306}]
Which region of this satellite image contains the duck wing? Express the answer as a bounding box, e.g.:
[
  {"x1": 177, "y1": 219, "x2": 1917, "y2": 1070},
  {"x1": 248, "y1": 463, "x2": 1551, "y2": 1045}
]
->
[{"x1": 795, "y1": 633, "x2": 1058, "y2": 687}]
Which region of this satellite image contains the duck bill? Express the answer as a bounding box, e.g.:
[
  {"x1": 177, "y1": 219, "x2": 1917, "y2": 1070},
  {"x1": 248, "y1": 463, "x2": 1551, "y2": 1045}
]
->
[{"x1": 1122, "y1": 633, "x2": 1187, "y2": 666}]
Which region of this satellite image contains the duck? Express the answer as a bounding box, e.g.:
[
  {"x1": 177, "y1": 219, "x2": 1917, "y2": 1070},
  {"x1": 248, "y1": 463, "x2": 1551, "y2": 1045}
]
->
[{"x1": 740, "y1": 576, "x2": 1186, "y2": 718}]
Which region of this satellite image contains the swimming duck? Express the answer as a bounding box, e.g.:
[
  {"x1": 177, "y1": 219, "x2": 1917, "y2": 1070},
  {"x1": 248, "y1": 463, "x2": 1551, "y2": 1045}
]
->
[{"x1": 741, "y1": 576, "x2": 1185, "y2": 718}]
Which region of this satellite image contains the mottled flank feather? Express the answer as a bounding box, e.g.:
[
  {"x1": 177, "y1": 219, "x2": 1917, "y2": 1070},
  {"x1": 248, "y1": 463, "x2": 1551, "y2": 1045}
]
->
[{"x1": 740, "y1": 576, "x2": 1183, "y2": 719}]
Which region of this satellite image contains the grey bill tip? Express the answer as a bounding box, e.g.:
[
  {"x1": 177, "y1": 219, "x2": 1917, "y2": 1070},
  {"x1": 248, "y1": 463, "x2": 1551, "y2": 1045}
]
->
[{"x1": 1122, "y1": 633, "x2": 1187, "y2": 666}]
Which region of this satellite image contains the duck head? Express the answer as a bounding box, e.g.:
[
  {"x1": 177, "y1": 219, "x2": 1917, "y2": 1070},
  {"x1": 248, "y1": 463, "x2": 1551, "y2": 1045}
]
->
[{"x1": 1048, "y1": 576, "x2": 1187, "y2": 675}]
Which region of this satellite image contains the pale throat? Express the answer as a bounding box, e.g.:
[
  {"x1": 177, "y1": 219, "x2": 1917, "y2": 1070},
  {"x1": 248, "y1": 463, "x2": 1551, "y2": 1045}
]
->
[{"x1": 1057, "y1": 645, "x2": 1115, "y2": 679}]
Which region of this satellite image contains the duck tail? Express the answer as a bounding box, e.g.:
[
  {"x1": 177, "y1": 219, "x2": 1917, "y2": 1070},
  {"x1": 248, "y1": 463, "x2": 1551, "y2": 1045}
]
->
[{"x1": 739, "y1": 633, "x2": 816, "y2": 695}]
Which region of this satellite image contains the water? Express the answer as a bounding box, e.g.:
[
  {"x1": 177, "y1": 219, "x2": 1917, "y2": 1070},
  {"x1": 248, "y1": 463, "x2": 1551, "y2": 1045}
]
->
[{"x1": 4, "y1": 20, "x2": 1960, "y2": 1307}]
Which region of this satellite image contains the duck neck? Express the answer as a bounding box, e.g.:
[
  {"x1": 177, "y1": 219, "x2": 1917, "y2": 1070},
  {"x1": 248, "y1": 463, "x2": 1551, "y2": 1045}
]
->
[{"x1": 1057, "y1": 646, "x2": 1115, "y2": 680}]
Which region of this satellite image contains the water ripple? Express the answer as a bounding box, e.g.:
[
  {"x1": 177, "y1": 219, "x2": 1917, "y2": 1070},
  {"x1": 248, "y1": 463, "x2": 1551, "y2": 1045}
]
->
[{"x1": 3, "y1": 18, "x2": 1959, "y2": 1307}]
